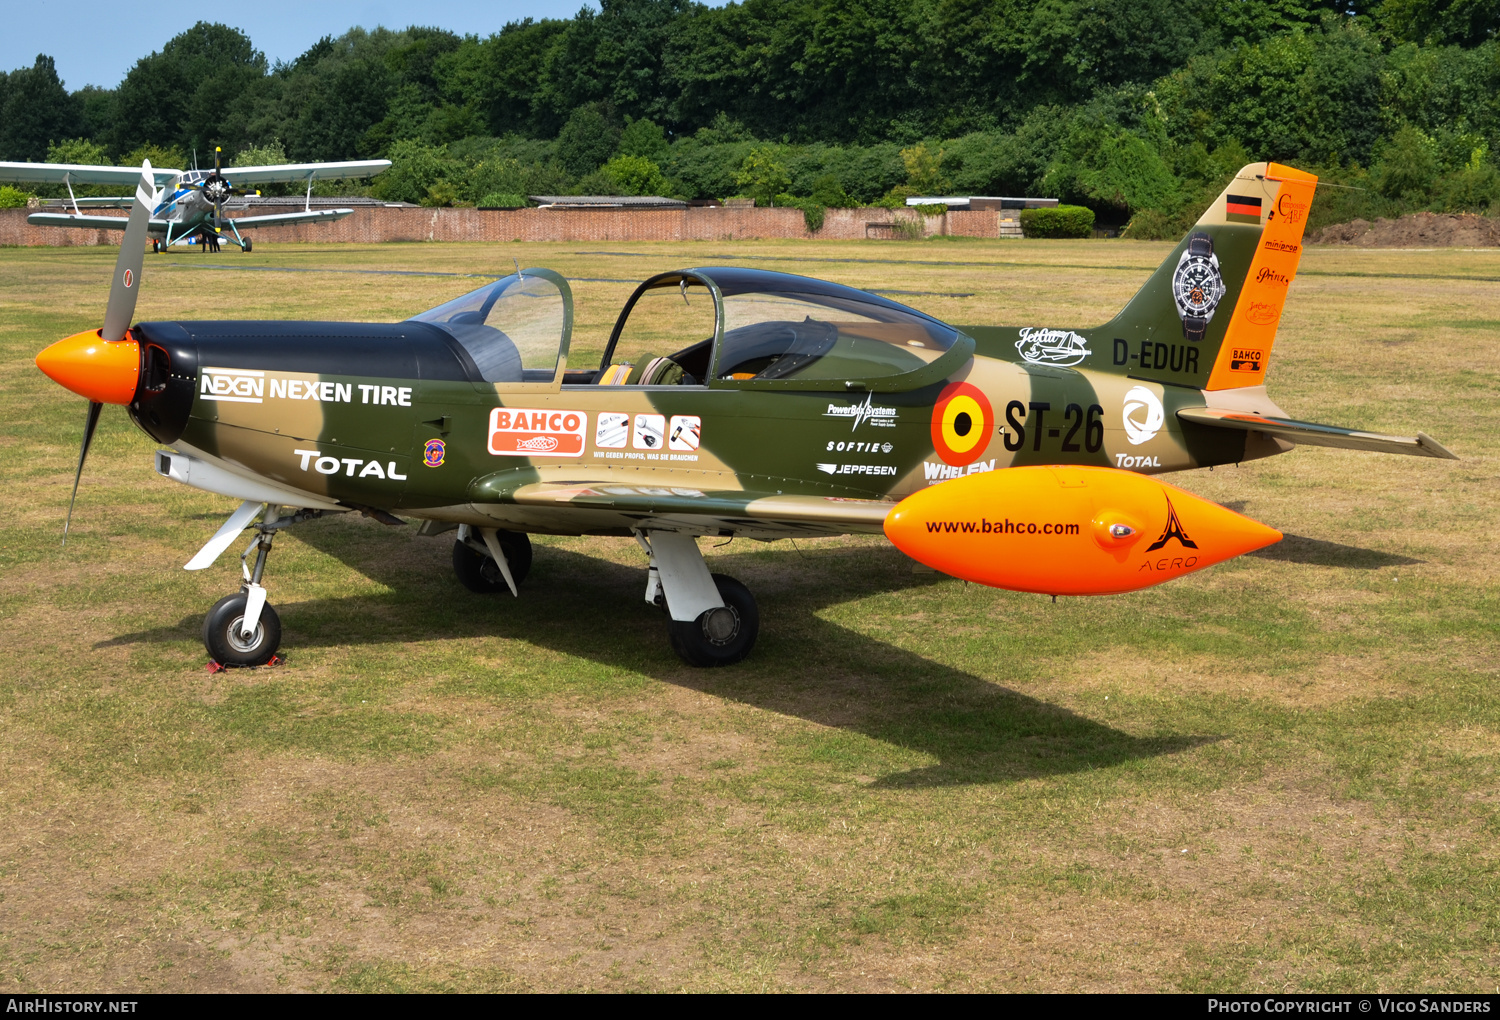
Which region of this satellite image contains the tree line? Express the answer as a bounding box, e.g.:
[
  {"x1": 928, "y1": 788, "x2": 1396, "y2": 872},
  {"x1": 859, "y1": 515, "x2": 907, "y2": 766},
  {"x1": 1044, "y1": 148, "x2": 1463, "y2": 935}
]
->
[{"x1": 1, "y1": 0, "x2": 1497, "y2": 234}]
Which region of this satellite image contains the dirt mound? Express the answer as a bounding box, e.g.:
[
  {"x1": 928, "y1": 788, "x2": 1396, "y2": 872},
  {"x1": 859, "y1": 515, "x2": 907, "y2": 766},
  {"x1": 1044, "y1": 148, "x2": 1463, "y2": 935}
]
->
[{"x1": 1312, "y1": 211, "x2": 1500, "y2": 247}]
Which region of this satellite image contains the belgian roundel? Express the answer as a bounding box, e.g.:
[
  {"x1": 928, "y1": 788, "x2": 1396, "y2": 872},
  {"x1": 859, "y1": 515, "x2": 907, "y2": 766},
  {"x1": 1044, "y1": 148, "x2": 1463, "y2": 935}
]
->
[{"x1": 931, "y1": 381, "x2": 994, "y2": 466}]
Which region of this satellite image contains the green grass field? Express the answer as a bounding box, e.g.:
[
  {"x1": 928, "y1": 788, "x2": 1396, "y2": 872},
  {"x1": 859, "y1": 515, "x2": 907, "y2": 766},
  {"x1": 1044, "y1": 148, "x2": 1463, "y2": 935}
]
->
[{"x1": 1, "y1": 238, "x2": 1496, "y2": 992}]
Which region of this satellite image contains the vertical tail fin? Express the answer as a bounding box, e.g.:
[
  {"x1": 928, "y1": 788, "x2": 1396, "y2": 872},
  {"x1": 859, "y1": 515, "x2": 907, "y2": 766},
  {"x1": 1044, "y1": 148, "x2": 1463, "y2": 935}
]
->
[{"x1": 1099, "y1": 162, "x2": 1318, "y2": 391}]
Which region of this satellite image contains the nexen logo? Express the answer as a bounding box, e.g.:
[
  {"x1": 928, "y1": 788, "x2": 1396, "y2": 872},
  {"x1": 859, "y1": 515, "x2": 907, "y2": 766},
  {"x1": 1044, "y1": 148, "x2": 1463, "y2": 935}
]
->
[{"x1": 200, "y1": 367, "x2": 264, "y2": 403}]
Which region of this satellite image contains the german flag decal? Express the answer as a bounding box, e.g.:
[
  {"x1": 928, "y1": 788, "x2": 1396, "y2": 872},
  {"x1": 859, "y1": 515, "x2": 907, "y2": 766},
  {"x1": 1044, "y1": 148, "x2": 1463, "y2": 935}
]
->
[{"x1": 1226, "y1": 194, "x2": 1262, "y2": 224}]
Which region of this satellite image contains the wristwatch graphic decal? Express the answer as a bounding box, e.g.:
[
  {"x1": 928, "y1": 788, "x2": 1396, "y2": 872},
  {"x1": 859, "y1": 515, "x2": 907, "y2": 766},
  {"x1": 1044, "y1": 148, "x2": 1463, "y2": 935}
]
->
[{"x1": 1171, "y1": 232, "x2": 1226, "y2": 342}]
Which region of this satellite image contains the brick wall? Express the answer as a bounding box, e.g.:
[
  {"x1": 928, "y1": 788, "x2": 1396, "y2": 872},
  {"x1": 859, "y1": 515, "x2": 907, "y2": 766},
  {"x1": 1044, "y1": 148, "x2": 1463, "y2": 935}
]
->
[{"x1": 0, "y1": 205, "x2": 1009, "y2": 246}]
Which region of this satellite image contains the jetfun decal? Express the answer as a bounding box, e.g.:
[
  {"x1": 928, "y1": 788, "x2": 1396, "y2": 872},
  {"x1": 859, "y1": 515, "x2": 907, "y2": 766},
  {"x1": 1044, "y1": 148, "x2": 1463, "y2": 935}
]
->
[
  {"x1": 488, "y1": 408, "x2": 587, "y2": 457},
  {"x1": 824, "y1": 394, "x2": 897, "y2": 430},
  {"x1": 1015, "y1": 327, "x2": 1092, "y2": 367}
]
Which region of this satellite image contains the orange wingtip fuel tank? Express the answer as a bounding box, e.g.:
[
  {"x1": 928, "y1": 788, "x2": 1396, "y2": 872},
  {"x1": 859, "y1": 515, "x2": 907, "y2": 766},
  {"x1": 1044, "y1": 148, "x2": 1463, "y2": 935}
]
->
[
  {"x1": 884, "y1": 466, "x2": 1281, "y2": 596},
  {"x1": 35, "y1": 330, "x2": 140, "y2": 405}
]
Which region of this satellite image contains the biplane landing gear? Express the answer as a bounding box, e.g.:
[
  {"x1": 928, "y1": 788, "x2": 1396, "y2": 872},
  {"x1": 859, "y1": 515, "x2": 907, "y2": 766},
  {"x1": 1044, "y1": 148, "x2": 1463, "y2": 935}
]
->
[
  {"x1": 453, "y1": 524, "x2": 532, "y2": 595},
  {"x1": 637, "y1": 531, "x2": 758, "y2": 667}
]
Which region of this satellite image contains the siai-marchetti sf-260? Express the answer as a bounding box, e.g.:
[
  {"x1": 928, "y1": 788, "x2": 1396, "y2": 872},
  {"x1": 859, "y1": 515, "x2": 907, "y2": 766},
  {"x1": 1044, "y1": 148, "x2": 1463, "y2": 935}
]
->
[{"x1": 34, "y1": 160, "x2": 1456, "y2": 668}]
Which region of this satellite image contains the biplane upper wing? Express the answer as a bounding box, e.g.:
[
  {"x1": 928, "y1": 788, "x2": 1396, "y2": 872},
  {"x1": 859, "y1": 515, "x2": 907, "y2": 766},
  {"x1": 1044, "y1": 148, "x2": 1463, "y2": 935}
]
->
[
  {"x1": 219, "y1": 160, "x2": 391, "y2": 184},
  {"x1": 0, "y1": 161, "x2": 181, "y2": 186}
]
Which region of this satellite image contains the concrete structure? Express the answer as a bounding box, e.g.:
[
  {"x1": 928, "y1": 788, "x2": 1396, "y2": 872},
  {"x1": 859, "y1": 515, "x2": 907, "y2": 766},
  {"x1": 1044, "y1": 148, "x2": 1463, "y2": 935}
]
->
[{"x1": 906, "y1": 196, "x2": 1060, "y2": 239}]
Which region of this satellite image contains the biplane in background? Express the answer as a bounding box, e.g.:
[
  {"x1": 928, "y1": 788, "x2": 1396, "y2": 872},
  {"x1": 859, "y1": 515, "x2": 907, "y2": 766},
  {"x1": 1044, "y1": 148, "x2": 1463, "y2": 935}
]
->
[
  {"x1": 1, "y1": 148, "x2": 389, "y2": 252},
  {"x1": 32, "y1": 159, "x2": 1456, "y2": 669}
]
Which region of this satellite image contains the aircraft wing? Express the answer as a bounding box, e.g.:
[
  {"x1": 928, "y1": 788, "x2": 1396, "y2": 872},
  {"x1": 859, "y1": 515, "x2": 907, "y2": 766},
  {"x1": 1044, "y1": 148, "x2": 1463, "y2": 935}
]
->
[
  {"x1": 0, "y1": 161, "x2": 180, "y2": 186},
  {"x1": 1178, "y1": 407, "x2": 1458, "y2": 459},
  {"x1": 226, "y1": 208, "x2": 355, "y2": 229},
  {"x1": 222, "y1": 160, "x2": 392, "y2": 185},
  {"x1": 476, "y1": 479, "x2": 894, "y2": 536},
  {"x1": 26, "y1": 212, "x2": 162, "y2": 231}
]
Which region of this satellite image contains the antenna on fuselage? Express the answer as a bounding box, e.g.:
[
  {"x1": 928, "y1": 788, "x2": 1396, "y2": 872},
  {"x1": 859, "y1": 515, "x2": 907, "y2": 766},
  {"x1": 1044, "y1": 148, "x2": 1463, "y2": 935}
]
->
[{"x1": 513, "y1": 257, "x2": 523, "y2": 278}]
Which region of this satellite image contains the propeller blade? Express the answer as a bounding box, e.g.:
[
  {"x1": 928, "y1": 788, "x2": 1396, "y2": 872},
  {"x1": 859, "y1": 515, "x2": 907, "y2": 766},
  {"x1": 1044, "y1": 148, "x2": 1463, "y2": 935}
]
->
[
  {"x1": 101, "y1": 160, "x2": 157, "y2": 342},
  {"x1": 63, "y1": 401, "x2": 104, "y2": 544}
]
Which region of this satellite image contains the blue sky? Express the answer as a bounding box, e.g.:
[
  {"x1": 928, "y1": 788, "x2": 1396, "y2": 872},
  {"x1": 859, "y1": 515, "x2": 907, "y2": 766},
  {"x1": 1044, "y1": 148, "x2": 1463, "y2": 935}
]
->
[{"x1": 6, "y1": 0, "x2": 607, "y2": 90}]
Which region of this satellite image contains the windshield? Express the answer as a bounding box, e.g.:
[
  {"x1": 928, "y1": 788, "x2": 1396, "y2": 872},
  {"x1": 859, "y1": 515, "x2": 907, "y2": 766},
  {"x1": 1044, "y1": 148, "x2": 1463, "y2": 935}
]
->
[
  {"x1": 717, "y1": 289, "x2": 958, "y2": 382},
  {"x1": 410, "y1": 272, "x2": 569, "y2": 383}
]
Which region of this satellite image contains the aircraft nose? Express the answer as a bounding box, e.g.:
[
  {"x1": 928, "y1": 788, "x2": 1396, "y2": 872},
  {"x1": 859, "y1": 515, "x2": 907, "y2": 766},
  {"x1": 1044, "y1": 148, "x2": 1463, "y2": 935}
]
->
[{"x1": 35, "y1": 330, "x2": 141, "y2": 404}]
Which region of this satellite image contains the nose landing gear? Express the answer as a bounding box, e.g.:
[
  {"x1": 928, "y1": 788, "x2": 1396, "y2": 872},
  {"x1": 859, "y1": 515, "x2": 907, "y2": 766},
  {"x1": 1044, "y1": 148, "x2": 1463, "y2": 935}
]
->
[{"x1": 197, "y1": 505, "x2": 325, "y2": 668}]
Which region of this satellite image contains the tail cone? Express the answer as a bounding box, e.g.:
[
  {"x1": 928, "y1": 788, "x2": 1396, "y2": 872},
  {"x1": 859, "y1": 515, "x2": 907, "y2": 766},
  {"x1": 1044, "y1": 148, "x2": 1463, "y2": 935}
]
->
[{"x1": 35, "y1": 330, "x2": 140, "y2": 405}]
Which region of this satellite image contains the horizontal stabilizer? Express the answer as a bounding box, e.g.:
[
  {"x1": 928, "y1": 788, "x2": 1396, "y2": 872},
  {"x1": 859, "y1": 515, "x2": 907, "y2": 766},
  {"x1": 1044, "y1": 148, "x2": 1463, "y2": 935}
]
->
[{"x1": 1178, "y1": 407, "x2": 1458, "y2": 459}]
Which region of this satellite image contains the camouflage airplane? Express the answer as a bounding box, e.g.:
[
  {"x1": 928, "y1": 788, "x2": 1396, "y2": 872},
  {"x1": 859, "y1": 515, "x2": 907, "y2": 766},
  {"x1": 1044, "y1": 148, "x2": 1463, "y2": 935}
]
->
[
  {"x1": 1, "y1": 147, "x2": 389, "y2": 252},
  {"x1": 34, "y1": 159, "x2": 1456, "y2": 669}
]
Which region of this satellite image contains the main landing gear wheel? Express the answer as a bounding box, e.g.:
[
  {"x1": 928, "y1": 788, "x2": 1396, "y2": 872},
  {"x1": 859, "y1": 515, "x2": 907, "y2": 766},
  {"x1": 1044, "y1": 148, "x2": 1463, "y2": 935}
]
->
[
  {"x1": 453, "y1": 530, "x2": 533, "y2": 593},
  {"x1": 669, "y1": 573, "x2": 758, "y2": 668},
  {"x1": 203, "y1": 591, "x2": 282, "y2": 667},
  {"x1": 241, "y1": 237, "x2": 252, "y2": 253}
]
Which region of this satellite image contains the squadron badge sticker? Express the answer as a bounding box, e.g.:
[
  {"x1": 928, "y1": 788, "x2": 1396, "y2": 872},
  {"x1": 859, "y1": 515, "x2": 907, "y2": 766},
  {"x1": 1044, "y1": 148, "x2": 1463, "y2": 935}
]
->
[
  {"x1": 1171, "y1": 232, "x2": 1226, "y2": 342},
  {"x1": 422, "y1": 438, "x2": 446, "y2": 467}
]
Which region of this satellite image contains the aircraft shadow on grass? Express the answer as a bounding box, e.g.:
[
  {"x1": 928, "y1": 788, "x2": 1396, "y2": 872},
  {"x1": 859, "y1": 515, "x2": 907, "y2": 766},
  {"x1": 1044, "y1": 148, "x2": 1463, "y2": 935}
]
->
[
  {"x1": 103, "y1": 518, "x2": 1216, "y2": 788},
  {"x1": 1249, "y1": 533, "x2": 1421, "y2": 569}
]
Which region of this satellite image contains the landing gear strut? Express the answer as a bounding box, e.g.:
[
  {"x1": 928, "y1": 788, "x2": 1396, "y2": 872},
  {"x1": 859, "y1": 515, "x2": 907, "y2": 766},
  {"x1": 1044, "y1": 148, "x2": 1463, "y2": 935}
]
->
[
  {"x1": 638, "y1": 531, "x2": 758, "y2": 667},
  {"x1": 199, "y1": 505, "x2": 323, "y2": 667}
]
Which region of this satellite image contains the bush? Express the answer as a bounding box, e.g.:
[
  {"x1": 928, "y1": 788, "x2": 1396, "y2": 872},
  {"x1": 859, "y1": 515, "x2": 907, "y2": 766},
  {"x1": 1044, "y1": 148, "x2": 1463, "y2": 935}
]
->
[
  {"x1": 773, "y1": 193, "x2": 825, "y2": 232},
  {"x1": 477, "y1": 193, "x2": 528, "y2": 208},
  {"x1": 1121, "y1": 208, "x2": 1176, "y2": 239},
  {"x1": 1020, "y1": 204, "x2": 1096, "y2": 238},
  {"x1": 0, "y1": 185, "x2": 30, "y2": 209},
  {"x1": 602, "y1": 155, "x2": 668, "y2": 196}
]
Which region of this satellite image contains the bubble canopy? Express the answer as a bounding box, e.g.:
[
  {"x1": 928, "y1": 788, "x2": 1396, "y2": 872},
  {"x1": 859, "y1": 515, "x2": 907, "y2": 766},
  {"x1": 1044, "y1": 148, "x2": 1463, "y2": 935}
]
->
[
  {"x1": 409, "y1": 269, "x2": 573, "y2": 385},
  {"x1": 601, "y1": 267, "x2": 969, "y2": 391}
]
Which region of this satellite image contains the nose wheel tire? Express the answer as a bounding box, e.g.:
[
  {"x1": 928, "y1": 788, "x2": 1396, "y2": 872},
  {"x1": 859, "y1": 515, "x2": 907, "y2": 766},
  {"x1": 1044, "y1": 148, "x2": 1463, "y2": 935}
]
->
[
  {"x1": 668, "y1": 573, "x2": 758, "y2": 667},
  {"x1": 203, "y1": 591, "x2": 282, "y2": 667},
  {"x1": 453, "y1": 531, "x2": 533, "y2": 593}
]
